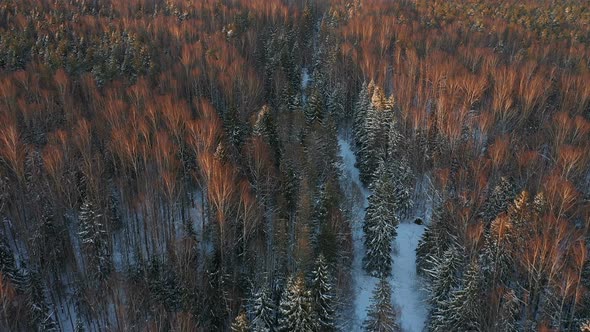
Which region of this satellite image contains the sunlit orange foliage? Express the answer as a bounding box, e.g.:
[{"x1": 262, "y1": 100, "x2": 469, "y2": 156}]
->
[
  {"x1": 517, "y1": 62, "x2": 550, "y2": 122},
  {"x1": 488, "y1": 135, "x2": 510, "y2": 170},
  {"x1": 557, "y1": 145, "x2": 588, "y2": 180},
  {"x1": 491, "y1": 66, "x2": 517, "y2": 126},
  {"x1": 0, "y1": 123, "x2": 25, "y2": 181},
  {"x1": 542, "y1": 175, "x2": 579, "y2": 218}
]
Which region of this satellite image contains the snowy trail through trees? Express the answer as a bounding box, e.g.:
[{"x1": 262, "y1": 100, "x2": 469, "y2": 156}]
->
[
  {"x1": 338, "y1": 138, "x2": 375, "y2": 330},
  {"x1": 338, "y1": 137, "x2": 428, "y2": 331},
  {"x1": 392, "y1": 223, "x2": 428, "y2": 331}
]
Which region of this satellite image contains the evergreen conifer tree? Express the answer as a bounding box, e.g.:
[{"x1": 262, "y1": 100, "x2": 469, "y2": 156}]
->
[
  {"x1": 305, "y1": 88, "x2": 324, "y2": 126},
  {"x1": 278, "y1": 275, "x2": 316, "y2": 332},
  {"x1": 480, "y1": 214, "x2": 514, "y2": 289},
  {"x1": 0, "y1": 240, "x2": 23, "y2": 288},
  {"x1": 232, "y1": 310, "x2": 251, "y2": 332},
  {"x1": 289, "y1": 92, "x2": 303, "y2": 114},
  {"x1": 327, "y1": 84, "x2": 345, "y2": 122},
  {"x1": 495, "y1": 289, "x2": 519, "y2": 332},
  {"x1": 449, "y1": 261, "x2": 484, "y2": 330},
  {"x1": 424, "y1": 245, "x2": 461, "y2": 306},
  {"x1": 311, "y1": 254, "x2": 336, "y2": 331},
  {"x1": 353, "y1": 81, "x2": 370, "y2": 151},
  {"x1": 363, "y1": 163, "x2": 398, "y2": 278},
  {"x1": 416, "y1": 205, "x2": 455, "y2": 274},
  {"x1": 78, "y1": 197, "x2": 111, "y2": 280},
  {"x1": 480, "y1": 177, "x2": 516, "y2": 223},
  {"x1": 363, "y1": 278, "x2": 400, "y2": 332},
  {"x1": 357, "y1": 99, "x2": 379, "y2": 184},
  {"x1": 25, "y1": 270, "x2": 58, "y2": 331},
  {"x1": 430, "y1": 261, "x2": 483, "y2": 332},
  {"x1": 253, "y1": 105, "x2": 282, "y2": 164},
  {"x1": 250, "y1": 285, "x2": 276, "y2": 332}
]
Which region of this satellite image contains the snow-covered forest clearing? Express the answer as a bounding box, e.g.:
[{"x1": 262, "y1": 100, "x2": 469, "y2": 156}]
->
[
  {"x1": 0, "y1": 0, "x2": 589, "y2": 331},
  {"x1": 339, "y1": 138, "x2": 429, "y2": 331}
]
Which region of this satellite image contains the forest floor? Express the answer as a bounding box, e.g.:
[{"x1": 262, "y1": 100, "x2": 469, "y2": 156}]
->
[{"x1": 338, "y1": 138, "x2": 429, "y2": 331}]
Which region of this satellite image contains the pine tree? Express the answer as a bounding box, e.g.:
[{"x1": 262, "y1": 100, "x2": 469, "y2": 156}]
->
[
  {"x1": 416, "y1": 224, "x2": 436, "y2": 274},
  {"x1": 385, "y1": 118, "x2": 403, "y2": 162},
  {"x1": 224, "y1": 105, "x2": 247, "y2": 150},
  {"x1": 480, "y1": 214, "x2": 514, "y2": 289},
  {"x1": 253, "y1": 105, "x2": 282, "y2": 164},
  {"x1": 301, "y1": 1, "x2": 314, "y2": 48},
  {"x1": 424, "y1": 245, "x2": 461, "y2": 306},
  {"x1": 305, "y1": 88, "x2": 324, "y2": 126},
  {"x1": 289, "y1": 92, "x2": 303, "y2": 114},
  {"x1": 480, "y1": 177, "x2": 516, "y2": 223},
  {"x1": 431, "y1": 261, "x2": 484, "y2": 332},
  {"x1": 75, "y1": 317, "x2": 85, "y2": 332},
  {"x1": 495, "y1": 289, "x2": 519, "y2": 332},
  {"x1": 278, "y1": 275, "x2": 316, "y2": 332},
  {"x1": 311, "y1": 254, "x2": 336, "y2": 331},
  {"x1": 416, "y1": 204, "x2": 456, "y2": 274},
  {"x1": 357, "y1": 99, "x2": 379, "y2": 184},
  {"x1": 353, "y1": 81, "x2": 370, "y2": 151},
  {"x1": 232, "y1": 310, "x2": 251, "y2": 332},
  {"x1": 326, "y1": 83, "x2": 345, "y2": 122},
  {"x1": 311, "y1": 186, "x2": 329, "y2": 248},
  {"x1": 319, "y1": 114, "x2": 342, "y2": 179},
  {"x1": 574, "y1": 256, "x2": 590, "y2": 330},
  {"x1": 250, "y1": 285, "x2": 276, "y2": 332},
  {"x1": 371, "y1": 86, "x2": 387, "y2": 112},
  {"x1": 0, "y1": 240, "x2": 24, "y2": 288},
  {"x1": 147, "y1": 258, "x2": 181, "y2": 312},
  {"x1": 363, "y1": 163, "x2": 399, "y2": 278},
  {"x1": 383, "y1": 119, "x2": 413, "y2": 217},
  {"x1": 425, "y1": 245, "x2": 463, "y2": 332},
  {"x1": 356, "y1": 84, "x2": 396, "y2": 185},
  {"x1": 363, "y1": 278, "x2": 400, "y2": 332},
  {"x1": 78, "y1": 197, "x2": 111, "y2": 280},
  {"x1": 25, "y1": 270, "x2": 58, "y2": 331}
]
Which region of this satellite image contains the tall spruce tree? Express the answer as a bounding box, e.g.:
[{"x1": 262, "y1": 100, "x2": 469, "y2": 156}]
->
[
  {"x1": 78, "y1": 197, "x2": 111, "y2": 281},
  {"x1": 253, "y1": 105, "x2": 282, "y2": 164},
  {"x1": 25, "y1": 270, "x2": 58, "y2": 331},
  {"x1": 250, "y1": 285, "x2": 276, "y2": 332},
  {"x1": 495, "y1": 289, "x2": 519, "y2": 332},
  {"x1": 305, "y1": 88, "x2": 324, "y2": 126},
  {"x1": 357, "y1": 97, "x2": 379, "y2": 185},
  {"x1": 424, "y1": 245, "x2": 462, "y2": 306},
  {"x1": 384, "y1": 120, "x2": 413, "y2": 217},
  {"x1": 363, "y1": 163, "x2": 398, "y2": 278},
  {"x1": 232, "y1": 310, "x2": 251, "y2": 332},
  {"x1": 480, "y1": 214, "x2": 514, "y2": 290},
  {"x1": 363, "y1": 278, "x2": 400, "y2": 332},
  {"x1": 326, "y1": 83, "x2": 345, "y2": 122},
  {"x1": 430, "y1": 260, "x2": 484, "y2": 332},
  {"x1": 311, "y1": 254, "x2": 336, "y2": 331},
  {"x1": 416, "y1": 204, "x2": 455, "y2": 274},
  {"x1": 0, "y1": 240, "x2": 23, "y2": 288},
  {"x1": 480, "y1": 177, "x2": 516, "y2": 223},
  {"x1": 278, "y1": 275, "x2": 316, "y2": 332},
  {"x1": 353, "y1": 81, "x2": 371, "y2": 151}
]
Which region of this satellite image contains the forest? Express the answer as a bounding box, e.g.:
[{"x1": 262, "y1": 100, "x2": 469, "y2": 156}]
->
[{"x1": 0, "y1": 0, "x2": 589, "y2": 331}]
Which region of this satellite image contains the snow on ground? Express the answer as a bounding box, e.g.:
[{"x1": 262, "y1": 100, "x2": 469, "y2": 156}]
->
[
  {"x1": 338, "y1": 138, "x2": 375, "y2": 331},
  {"x1": 301, "y1": 67, "x2": 310, "y2": 90},
  {"x1": 392, "y1": 223, "x2": 429, "y2": 332},
  {"x1": 338, "y1": 137, "x2": 429, "y2": 331}
]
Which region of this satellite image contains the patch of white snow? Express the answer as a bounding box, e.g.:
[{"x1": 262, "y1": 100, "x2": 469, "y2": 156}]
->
[
  {"x1": 338, "y1": 138, "x2": 375, "y2": 330},
  {"x1": 392, "y1": 223, "x2": 429, "y2": 332}
]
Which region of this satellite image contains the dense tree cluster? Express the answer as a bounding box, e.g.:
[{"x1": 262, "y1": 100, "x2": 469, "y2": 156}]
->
[{"x1": 0, "y1": 0, "x2": 588, "y2": 330}]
